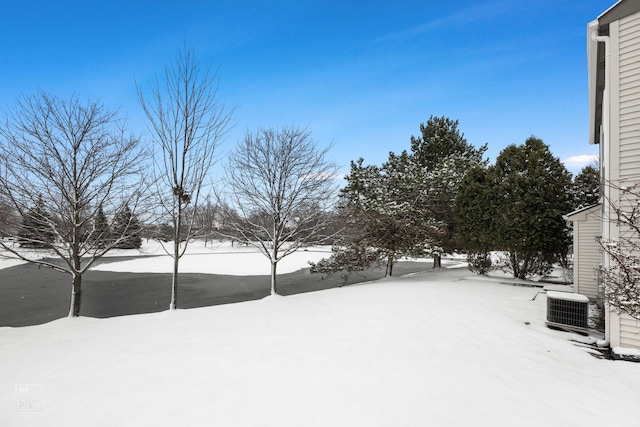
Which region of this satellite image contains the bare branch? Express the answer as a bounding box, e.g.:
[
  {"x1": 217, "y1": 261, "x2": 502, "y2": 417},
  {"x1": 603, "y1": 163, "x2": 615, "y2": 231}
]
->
[
  {"x1": 0, "y1": 91, "x2": 149, "y2": 317},
  {"x1": 599, "y1": 180, "x2": 640, "y2": 320},
  {"x1": 219, "y1": 125, "x2": 338, "y2": 295},
  {"x1": 137, "y1": 44, "x2": 232, "y2": 310}
]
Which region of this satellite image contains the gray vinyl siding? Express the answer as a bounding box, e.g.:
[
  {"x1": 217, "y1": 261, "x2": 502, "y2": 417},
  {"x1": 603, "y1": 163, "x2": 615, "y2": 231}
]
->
[
  {"x1": 600, "y1": 0, "x2": 640, "y2": 28},
  {"x1": 620, "y1": 314, "x2": 640, "y2": 349},
  {"x1": 617, "y1": 12, "x2": 640, "y2": 348},
  {"x1": 619, "y1": 13, "x2": 640, "y2": 181},
  {"x1": 575, "y1": 212, "x2": 601, "y2": 301}
]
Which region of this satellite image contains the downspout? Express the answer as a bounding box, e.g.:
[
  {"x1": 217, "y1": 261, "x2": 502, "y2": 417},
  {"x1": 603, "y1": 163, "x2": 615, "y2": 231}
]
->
[
  {"x1": 591, "y1": 27, "x2": 610, "y2": 243},
  {"x1": 591, "y1": 28, "x2": 610, "y2": 171},
  {"x1": 591, "y1": 24, "x2": 610, "y2": 342}
]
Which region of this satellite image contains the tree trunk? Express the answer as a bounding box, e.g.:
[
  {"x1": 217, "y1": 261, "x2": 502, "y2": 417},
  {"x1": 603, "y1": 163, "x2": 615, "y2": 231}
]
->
[
  {"x1": 510, "y1": 252, "x2": 520, "y2": 279},
  {"x1": 170, "y1": 214, "x2": 181, "y2": 310},
  {"x1": 68, "y1": 273, "x2": 82, "y2": 317},
  {"x1": 433, "y1": 253, "x2": 442, "y2": 269},
  {"x1": 271, "y1": 227, "x2": 278, "y2": 295},
  {"x1": 270, "y1": 260, "x2": 278, "y2": 295},
  {"x1": 386, "y1": 254, "x2": 394, "y2": 276},
  {"x1": 170, "y1": 260, "x2": 178, "y2": 309},
  {"x1": 69, "y1": 247, "x2": 83, "y2": 316}
]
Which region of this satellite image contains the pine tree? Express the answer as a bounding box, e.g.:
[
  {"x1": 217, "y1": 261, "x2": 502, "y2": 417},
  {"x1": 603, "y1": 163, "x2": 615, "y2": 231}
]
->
[
  {"x1": 157, "y1": 223, "x2": 175, "y2": 242},
  {"x1": 409, "y1": 116, "x2": 488, "y2": 266},
  {"x1": 410, "y1": 116, "x2": 486, "y2": 170},
  {"x1": 456, "y1": 137, "x2": 573, "y2": 278},
  {"x1": 491, "y1": 137, "x2": 573, "y2": 278},
  {"x1": 379, "y1": 151, "x2": 442, "y2": 273},
  {"x1": 309, "y1": 244, "x2": 382, "y2": 285},
  {"x1": 572, "y1": 165, "x2": 600, "y2": 209},
  {"x1": 312, "y1": 155, "x2": 442, "y2": 280},
  {"x1": 112, "y1": 204, "x2": 142, "y2": 249},
  {"x1": 18, "y1": 195, "x2": 55, "y2": 248},
  {"x1": 310, "y1": 159, "x2": 386, "y2": 281},
  {"x1": 92, "y1": 205, "x2": 111, "y2": 249},
  {"x1": 455, "y1": 166, "x2": 497, "y2": 274}
]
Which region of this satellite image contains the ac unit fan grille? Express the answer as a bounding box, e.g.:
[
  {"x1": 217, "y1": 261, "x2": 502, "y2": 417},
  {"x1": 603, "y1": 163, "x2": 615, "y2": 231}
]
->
[{"x1": 546, "y1": 292, "x2": 589, "y2": 331}]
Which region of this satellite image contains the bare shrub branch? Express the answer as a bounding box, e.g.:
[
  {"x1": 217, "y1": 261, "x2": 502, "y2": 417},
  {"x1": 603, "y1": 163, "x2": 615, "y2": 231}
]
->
[{"x1": 599, "y1": 181, "x2": 640, "y2": 320}]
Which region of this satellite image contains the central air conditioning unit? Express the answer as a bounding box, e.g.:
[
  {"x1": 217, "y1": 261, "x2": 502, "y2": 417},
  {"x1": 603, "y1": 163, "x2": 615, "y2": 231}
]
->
[{"x1": 546, "y1": 291, "x2": 589, "y2": 332}]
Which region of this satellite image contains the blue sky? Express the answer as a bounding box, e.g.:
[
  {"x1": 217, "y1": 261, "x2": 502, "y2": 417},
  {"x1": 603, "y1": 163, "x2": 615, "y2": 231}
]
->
[{"x1": 1, "y1": 1, "x2": 614, "y2": 176}]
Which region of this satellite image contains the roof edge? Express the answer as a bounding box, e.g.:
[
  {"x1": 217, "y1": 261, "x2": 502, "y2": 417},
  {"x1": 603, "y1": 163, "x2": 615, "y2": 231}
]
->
[
  {"x1": 599, "y1": 0, "x2": 640, "y2": 26},
  {"x1": 565, "y1": 203, "x2": 601, "y2": 220},
  {"x1": 598, "y1": 0, "x2": 623, "y2": 20}
]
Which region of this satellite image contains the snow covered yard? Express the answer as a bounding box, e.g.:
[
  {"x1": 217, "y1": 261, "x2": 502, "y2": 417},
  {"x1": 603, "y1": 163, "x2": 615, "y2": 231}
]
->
[
  {"x1": 1, "y1": 261, "x2": 639, "y2": 426},
  {"x1": 91, "y1": 240, "x2": 334, "y2": 276}
]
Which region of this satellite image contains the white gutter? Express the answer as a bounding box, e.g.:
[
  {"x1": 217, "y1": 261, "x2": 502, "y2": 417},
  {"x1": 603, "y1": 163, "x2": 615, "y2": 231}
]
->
[
  {"x1": 588, "y1": 20, "x2": 610, "y2": 146},
  {"x1": 590, "y1": 23, "x2": 609, "y2": 192}
]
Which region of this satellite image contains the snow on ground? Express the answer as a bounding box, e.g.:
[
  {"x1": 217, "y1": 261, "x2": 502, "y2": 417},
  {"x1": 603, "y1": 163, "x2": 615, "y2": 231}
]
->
[
  {"x1": 0, "y1": 239, "x2": 334, "y2": 275},
  {"x1": 2, "y1": 249, "x2": 640, "y2": 426},
  {"x1": 92, "y1": 240, "x2": 334, "y2": 275},
  {"x1": 0, "y1": 241, "x2": 47, "y2": 270},
  {"x1": 0, "y1": 257, "x2": 26, "y2": 270}
]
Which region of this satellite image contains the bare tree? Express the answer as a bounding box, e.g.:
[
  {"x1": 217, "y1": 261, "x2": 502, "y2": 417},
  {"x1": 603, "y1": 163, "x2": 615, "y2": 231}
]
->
[
  {"x1": 0, "y1": 91, "x2": 147, "y2": 317},
  {"x1": 220, "y1": 126, "x2": 338, "y2": 295},
  {"x1": 599, "y1": 182, "x2": 640, "y2": 320},
  {"x1": 137, "y1": 45, "x2": 232, "y2": 310}
]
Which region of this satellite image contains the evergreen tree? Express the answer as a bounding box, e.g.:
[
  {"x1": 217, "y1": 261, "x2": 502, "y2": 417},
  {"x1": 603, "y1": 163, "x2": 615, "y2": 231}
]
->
[
  {"x1": 571, "y1": 164, "x2": 600, "y2": 209},
  {"x1": 311, "y1": 154, "x2": 441, "y2": 281},
  {"x1": 491, "y1": 137, "x2": 573, "y2": 278},
  {"x1": 18, "y1": 195, "x2": 55, "y2": 248},
  {"x1": 454, "y1": 166, "x2": 497, "y2": 274},
  {"x1": 156, "y1": 223, "x2": 175, "y2": 242},
  {"x1": 112, "y1": 204, "x2": 142, "y2": 249},
  {"x1": 409, "y1": 116, "x2": 488, "y2": 266},
  {"x1": 92, "y1": 205, "x2": 111, "y2": 249},
  {"x1": 309, "y1": 243, "x2": 382, "y2": 286},
  {"x1": 410, "y1": 116, "x2": 487, "y2": 170},
  {"x1": 456, "y1": 137, "x2": 573, "y2": 278}
]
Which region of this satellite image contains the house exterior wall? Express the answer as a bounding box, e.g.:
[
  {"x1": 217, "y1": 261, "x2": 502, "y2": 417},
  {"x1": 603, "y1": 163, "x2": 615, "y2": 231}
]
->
[
  {"x1": 571, "y1": 208, "x2": 601, "y2": 301},
  {"x1": 620, "y1": 315, "x2": 640, "y2": 348},
  {"x1": 603, "y1": 11, "x2": 640, "y2": 349},
  {"x1": 618, "y1": 14, "x2": 640, "y2": 182}
]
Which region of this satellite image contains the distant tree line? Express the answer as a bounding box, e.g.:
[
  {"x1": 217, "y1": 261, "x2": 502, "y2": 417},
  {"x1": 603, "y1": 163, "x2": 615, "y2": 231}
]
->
[{"x1": 16, "y1": 199, "x2": 143, "y2": 251}]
